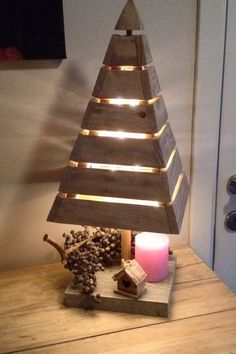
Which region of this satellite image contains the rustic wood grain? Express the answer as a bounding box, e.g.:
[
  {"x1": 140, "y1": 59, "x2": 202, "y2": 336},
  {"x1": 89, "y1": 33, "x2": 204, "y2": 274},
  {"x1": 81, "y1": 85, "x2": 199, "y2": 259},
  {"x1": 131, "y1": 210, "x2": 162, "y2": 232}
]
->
[
  {"x1": 59, "y1": 149, "x2": 182, "y2": 202},
  {"x1": 175, "y1": 261, "x2": 216, "y2": 284},
  {"x1": 92, "y1": 66, "x2": 160, "y2": 100},
  {"x1": 82, "y1": 96, "x2": 168, "y2": 134},
  {"x1": 64, "y1": 256, "x2": 176, "y2": 317},
  {"x1": 47, "y1": 196, "x2": 176, "y2": 233},
  {"x1": 70, "y1": 125, "x2": 175, "y2": 169},
  {"x1": 157, "y1": 123, "x2": 176, "y2": 164},
  {"x1": 120, "y1": 229, "x2": 131, "y2": 260},
  {"x1": 169, "y1": 173, "x2": 190, "y2": 231},
  {"x1": 173, "y1": 244, "x2": 203, "y2": 267},
  {"x1": 0, "y1": 246, "x2": 236, "y2": 354},
  {"x1": 48, "y1": 174, "x2": 189, "y2": 233},
  {"x1": 24, "y1": 310, "x2": 236, "y2": 354},
  {"x1": 115, "y1": 0, "x2": 144, "y2": 30},
  {"x1": 103, "y1": 34, "x2": 152, "y2": 66}
]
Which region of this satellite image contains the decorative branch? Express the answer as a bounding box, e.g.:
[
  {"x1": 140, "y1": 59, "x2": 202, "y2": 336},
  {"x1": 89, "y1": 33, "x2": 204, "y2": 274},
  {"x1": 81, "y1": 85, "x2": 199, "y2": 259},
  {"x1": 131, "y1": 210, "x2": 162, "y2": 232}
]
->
[
  {"x1": 65, "y1": 233, "x2": 102, "y2": 255},
  {"x1": 43, "y1": 234, "x2": 66, "y2": 263}
]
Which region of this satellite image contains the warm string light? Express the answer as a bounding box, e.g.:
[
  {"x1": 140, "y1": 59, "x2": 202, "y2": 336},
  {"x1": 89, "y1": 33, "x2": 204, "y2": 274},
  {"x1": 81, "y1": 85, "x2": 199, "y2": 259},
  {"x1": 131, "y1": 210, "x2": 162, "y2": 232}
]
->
[
  {"x1": 68, "y1": 149, "x2": 177, "y2": 174},
  {"x1": 58, "y1": 173, "x2": 184, "y2": 207},
  {"x1": 103, "y1": 65, "x2": 147, "y2": 71},
  {"x1": 91, "y1": 96, "x2": 159, "y2": 106},
  {"x1": 154, "y1": 124, "x2": 167, "y2": 139},
  {"x1": 170, "y1": 173, "x2": 183, "y2": 202},
  {"x1": 69, "y1": 161, "x2": 155, "y2": 173},
  {"x1": 164, "y1": 149, "x2": 176, "y2": 171},
  {"x1": 80, "y1": 129, "x2": 150, "y2": 139},
  {"x1": 107, "y1": 98, "x2": 140, "y2": 107},
  {"x1": 58, "y1": 193, "x2": 161, "y2": 207},
  {"x1": 80, "y1": 124, "x2": 168, "y2": 140}
]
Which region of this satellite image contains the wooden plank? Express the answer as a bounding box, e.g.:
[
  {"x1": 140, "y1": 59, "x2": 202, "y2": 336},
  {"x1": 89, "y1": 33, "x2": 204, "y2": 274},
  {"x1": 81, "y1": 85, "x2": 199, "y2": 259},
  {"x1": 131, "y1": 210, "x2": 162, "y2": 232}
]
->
[
  {"x1": 47, "y1": 196, "x2": 176, "y2": 233},
  {"x1": 1, "y1": 246, "x2": 236, "y2": 353},
  {"x1": 174, "y1": 245, "x2": 203, "y2": 266},
  {"x1": 103, "y1": 35, "x2": 152, "y2": 66},
  {"x1": 0, "y1": 246, "x2": 209, "y2": 312},
  {"x1": 59, "y1": 149, "x2": 182, "y2": 202},
  {"x1": 48, "y1": 174, "x2": 188, "y2": 233},
  {"x1": 70, "y1": 125, "x2": 175, "y2": 168},
  {"x1": 175, "y1": 262, "x2": 216, "y2": 284},
  {"x1": 115, "y1": 0, "x2": 144, "y2": 30},
  {"x1": 81, "y1": 96, "x2": 168, "y2": 134},
  {"x1": 92, "y1": 66, "x2": 160, "y2": 100},
  {"x1": 1, "y1": 274, "x2": 235, "y2": 353},
  {"x1": 171, "y1": 174, "x2": 189, "y2": 231},
  {"x1": 64, "y1": 256, "x2": 176, "y2": 317},
  {"x1": 27, "y1": 310, "x2": 236, "y2": 354},
  {"x1": 158, "y1": 123, "x2": 176, "y2": 164}
]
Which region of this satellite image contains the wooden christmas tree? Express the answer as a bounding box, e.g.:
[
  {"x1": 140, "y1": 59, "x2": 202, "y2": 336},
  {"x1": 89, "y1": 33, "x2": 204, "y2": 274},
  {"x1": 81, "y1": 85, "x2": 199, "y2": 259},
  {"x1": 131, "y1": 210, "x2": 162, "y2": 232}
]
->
[{"x1": 48, "y1": 0, "x2": 189, "y2": 262}]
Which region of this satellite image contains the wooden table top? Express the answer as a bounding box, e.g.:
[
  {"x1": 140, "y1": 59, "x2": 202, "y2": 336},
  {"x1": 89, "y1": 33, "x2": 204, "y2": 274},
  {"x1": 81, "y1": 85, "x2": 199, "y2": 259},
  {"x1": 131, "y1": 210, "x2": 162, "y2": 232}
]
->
[{"x1": 0, "y1": 245, "x2": 236, "y2": 354}]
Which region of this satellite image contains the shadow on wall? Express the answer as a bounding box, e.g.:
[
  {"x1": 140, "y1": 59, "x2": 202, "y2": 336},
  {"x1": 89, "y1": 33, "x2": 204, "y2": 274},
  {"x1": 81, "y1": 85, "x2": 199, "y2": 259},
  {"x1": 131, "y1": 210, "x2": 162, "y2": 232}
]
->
[
  {"x1": 0, "y1": 62, "x2": 90, "y2": 268},
  {"x1": 24, "y1": 62, "x2": 89, "y2": 185}
]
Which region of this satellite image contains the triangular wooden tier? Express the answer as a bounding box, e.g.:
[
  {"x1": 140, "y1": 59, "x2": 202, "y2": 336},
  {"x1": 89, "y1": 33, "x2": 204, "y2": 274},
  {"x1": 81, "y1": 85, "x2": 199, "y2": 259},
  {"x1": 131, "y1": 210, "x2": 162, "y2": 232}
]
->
[
  {"x1": 70, "y1": 124, "x2": 175, "y2": 168},
  {"x1": 47, "y1": 174, "x2": 189, "y2": 234},
  {"x1": 103, "y1": 35, "x2": 152, "y2": 66},
  {"x1": 82, "y1": 96, "x2": 167, "y2": 134},
  {"x1": 93, "y1": 66, "x2": 160, "y2": 100},
  {"x1": 115, "y1": 0, "x2": 144, "y2": 30},
  {"x1": 59, "y1": 149, "x2": 182, "y2": 203}
]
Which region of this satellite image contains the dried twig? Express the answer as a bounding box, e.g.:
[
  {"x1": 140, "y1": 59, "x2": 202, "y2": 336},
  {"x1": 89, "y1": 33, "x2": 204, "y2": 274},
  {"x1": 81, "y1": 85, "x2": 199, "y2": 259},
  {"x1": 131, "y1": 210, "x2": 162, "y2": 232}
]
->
[{"x1": 43, "y1": 234, "x2": 66, "y2": 263}]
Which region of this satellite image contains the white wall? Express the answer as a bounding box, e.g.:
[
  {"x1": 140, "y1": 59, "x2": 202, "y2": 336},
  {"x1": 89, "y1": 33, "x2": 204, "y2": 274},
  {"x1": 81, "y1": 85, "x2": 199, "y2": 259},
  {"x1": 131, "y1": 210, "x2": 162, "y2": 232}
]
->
[
  {"x1": 189, "y1": 0, "x2": 227, "y2": 266},
  {"x1": 0, "y1": 0, "x2": 196, "y2": 270}
]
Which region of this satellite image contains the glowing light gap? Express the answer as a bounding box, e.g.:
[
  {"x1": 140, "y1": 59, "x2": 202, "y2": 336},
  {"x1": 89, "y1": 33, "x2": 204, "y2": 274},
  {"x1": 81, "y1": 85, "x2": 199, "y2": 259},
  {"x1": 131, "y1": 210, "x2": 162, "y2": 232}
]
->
[
  {"x1": 68, "y1": 149, "x2": 177, "y2": 174},
  {"x1": 80, "y1": 129, "x2": 150, "y2": 139},
  {"x1": 91, "y1": 96, "x2": 159, "y2": 106},
  {"x1": 80, "y1": 124, "x2": 168, "y2": 141},
  {"x1": 103, "y1": 65, "x2": 147, "y2": 71},
  {"x1": 59, "y1": 193, "x2": 160, "y2": 207},
  {"x1": 58, "y1": 173, "x2": 184, "y2": 207}
]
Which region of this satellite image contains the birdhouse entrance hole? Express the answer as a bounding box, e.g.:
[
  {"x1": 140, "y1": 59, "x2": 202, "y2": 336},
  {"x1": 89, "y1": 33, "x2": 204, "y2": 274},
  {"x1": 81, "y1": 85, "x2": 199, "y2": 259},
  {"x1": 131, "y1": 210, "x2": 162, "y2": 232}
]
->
[{"x1": 122, "y1": 278, "x2": 132, "y2": 288}]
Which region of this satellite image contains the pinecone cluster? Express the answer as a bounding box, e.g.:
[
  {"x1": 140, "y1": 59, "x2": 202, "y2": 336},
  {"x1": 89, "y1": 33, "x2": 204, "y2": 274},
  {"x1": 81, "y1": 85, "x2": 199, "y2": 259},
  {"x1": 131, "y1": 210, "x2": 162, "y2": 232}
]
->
[{"x1": 63, "y1": 227, "x2": 137, "y2": 295}]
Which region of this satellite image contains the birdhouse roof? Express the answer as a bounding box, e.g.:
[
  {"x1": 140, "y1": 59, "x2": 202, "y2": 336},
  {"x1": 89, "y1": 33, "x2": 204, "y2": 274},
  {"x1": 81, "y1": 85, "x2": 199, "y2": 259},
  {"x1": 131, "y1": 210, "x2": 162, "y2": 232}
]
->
[{"x1": 113, "y1": 259, "x2": 146, "y2": 286}]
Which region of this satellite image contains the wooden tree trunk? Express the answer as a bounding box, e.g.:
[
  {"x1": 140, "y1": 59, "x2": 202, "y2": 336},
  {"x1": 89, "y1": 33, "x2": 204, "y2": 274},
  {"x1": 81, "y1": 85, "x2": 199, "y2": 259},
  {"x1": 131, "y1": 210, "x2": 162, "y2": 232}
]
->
[{"x1": 121, "y1": 229, "x2": 131, "y2": 260}]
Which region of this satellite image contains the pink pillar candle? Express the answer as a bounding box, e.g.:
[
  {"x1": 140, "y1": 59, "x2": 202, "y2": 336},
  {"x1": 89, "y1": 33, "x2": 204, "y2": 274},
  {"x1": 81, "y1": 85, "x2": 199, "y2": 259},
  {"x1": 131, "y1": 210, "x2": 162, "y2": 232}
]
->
[{"x1": 135, "y1": 232, "x2": 169, "y2": 282}]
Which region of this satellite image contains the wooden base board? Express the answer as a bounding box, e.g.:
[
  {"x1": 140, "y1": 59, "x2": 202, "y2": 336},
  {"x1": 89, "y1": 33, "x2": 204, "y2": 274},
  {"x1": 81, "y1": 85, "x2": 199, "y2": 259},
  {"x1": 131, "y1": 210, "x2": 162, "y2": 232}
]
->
[{"x1": 64, "y1": 255, "x2": 176, "y2": 317}]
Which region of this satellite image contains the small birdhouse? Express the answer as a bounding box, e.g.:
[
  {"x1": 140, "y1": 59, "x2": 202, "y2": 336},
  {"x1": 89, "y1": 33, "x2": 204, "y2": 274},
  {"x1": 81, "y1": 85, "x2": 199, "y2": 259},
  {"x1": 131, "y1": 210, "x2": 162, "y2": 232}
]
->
[{"x1": 113, "y1": 259, "x2": 147, "y2": 298}]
